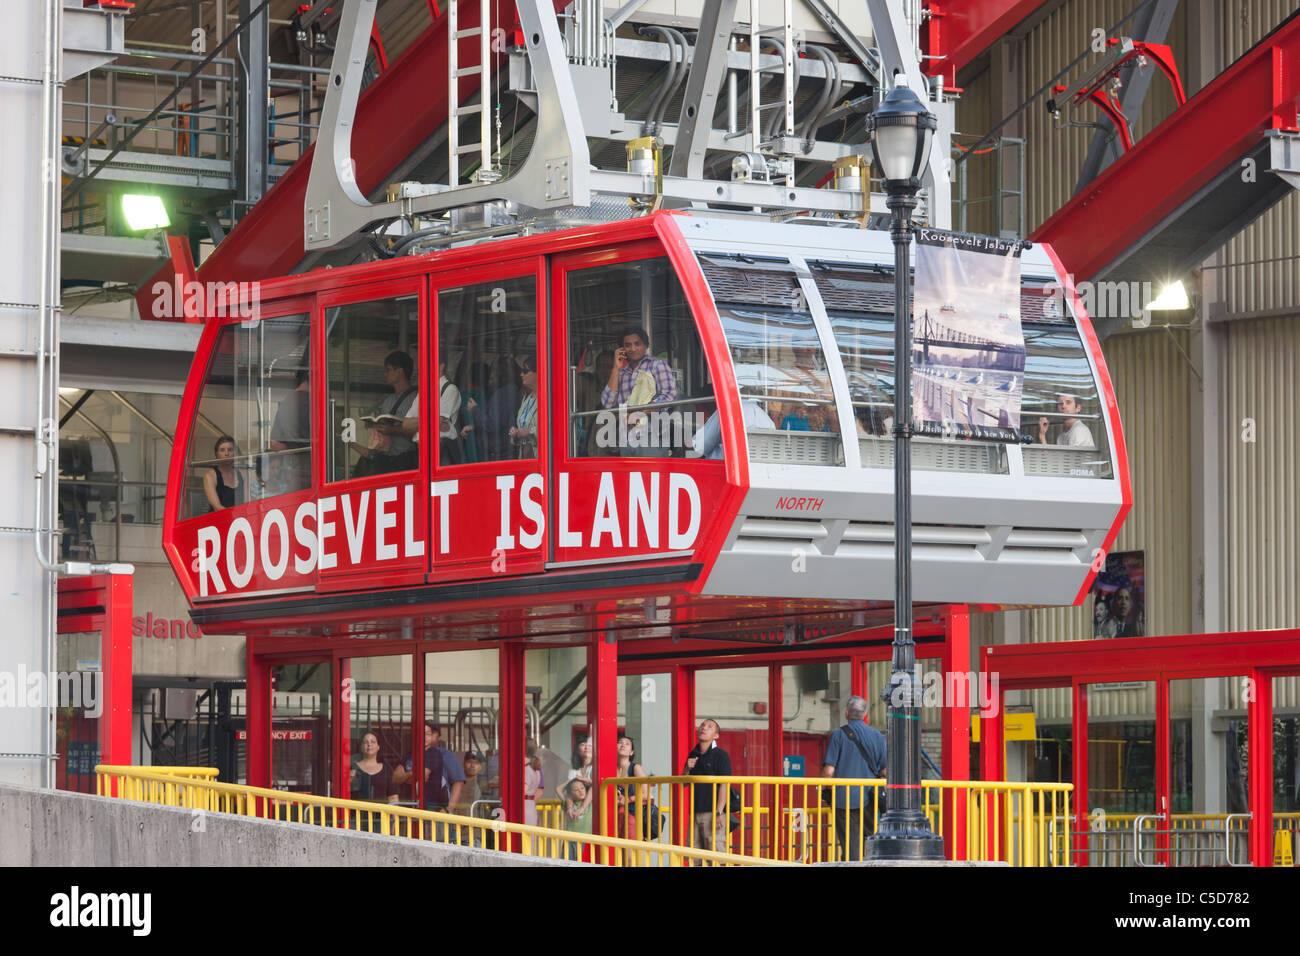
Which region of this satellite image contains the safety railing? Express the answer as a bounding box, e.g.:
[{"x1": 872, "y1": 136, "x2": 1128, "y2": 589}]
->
[
  {"x1": 1077, "y1": 811, "x2": 1255, "y2": 866},
  {"x1": 96, "y1": 766, "x2": 785, "y2": 867},
  {"x1": 600, "y1": 776, "x2": 1073, "y2": 866}
]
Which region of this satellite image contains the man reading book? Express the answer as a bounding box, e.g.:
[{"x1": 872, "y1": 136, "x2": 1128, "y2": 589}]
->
[{"x1": 354, "y1": 350, "x2": 418, "y2": 476}]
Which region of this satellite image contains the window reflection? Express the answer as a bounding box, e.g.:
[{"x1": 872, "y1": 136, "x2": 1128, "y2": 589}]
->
[
  {"x1": 700, "y1": 256, "x2": 843, "y2": 467},
  {"x1": 181, "y1": 314, "x2": 312, "y2": 519}
]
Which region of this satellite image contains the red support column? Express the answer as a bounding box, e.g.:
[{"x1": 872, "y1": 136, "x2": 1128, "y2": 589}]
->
[
  {"x1": 1248, "y1": 668, "x2": 1274, "y2": 866},
  {"x1": 99, "y1": 573, "x2": 133, "y2": 767},
  {"x1": 1072, "y1": 682, "x2": 1089, "y2": 865},
  {"x1": 1155, "y1": 677, "x2": 1170, "y2": 866},
  {"x1": 498, "y1": 640, "x2": 525, "y2": 826},
  {"x1": 943, "y1": 608, "x2": 971, "y2": 859},
  {"x1": 245, "y1": 640, "x2": 270, "y2": 789},
  {"x1": 671, "y1": 665, "x2": 694, "y2": 849},
  {"x1": 588, "y1": 627, "x2": 618, "y2": 839},
  {"x1": 412, "y1": 649, "x2": 425, "y2": 812},
  {"x1": 767, "y1": 663, "x2": 783, "y2": 859},
  {"x1": 337, "y1": 656, "x2": 352, "y2": 802}
]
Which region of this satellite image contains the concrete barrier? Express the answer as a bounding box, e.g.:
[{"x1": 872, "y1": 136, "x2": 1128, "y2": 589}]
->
[{"x1": 0, "y1": 784, "x2": 580, "y2": 867}]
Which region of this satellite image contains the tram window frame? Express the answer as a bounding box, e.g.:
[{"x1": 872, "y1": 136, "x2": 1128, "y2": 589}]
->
[
  {"x1": 433, "y1": 267, "x2": 542, "y2": 468},
  {"x1": 178, "y1": 307, "x2": 313, "y2": 522},
  {"x1": 699, "y1": 254, "x2": 844, "y2": 468},
  {"x1": 562, "y1": 253, "x2": 713, "y2": 461},
  {"x1": 322, "y1": 287, "x2": 424, "y2": 485},
  {"x1": 1020, "y1": 279, "x2": 1114, "y2": 480}
]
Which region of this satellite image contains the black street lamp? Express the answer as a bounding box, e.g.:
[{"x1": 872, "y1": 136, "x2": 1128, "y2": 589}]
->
[{"x1": 864, "y1": 81, "x2": 946, "y2": 862}]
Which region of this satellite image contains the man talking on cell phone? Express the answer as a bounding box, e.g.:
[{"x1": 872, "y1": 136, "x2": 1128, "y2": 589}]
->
[
  {"x1": 821, "y1": 695, "x2": 887, "y2": 862},
  {"x1": 601, "y1": 326, "x2": 678, "y2": 456}
]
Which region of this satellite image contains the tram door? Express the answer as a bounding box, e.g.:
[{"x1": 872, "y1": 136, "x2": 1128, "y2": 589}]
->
[
  {"x1": 429, "y1": 259, "x2": 548, "y2": 579},
  {"x1": 317, "y1": 278, "x2": 428, "y2": 589}
]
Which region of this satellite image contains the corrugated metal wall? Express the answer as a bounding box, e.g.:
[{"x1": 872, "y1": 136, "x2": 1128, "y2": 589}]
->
[
  {"x1": 1021, "y1": 0, "x2": 1189, "y2": 232},
  {"x1": 1224, "y1": 314, "x2": 1300, "y2": 631},
  {"x1": 1026, "y1": 327, "x2": 1194, "y2": 650},
  {"x1": 953, "y1": 66, "x2": 997, "y2": 236},
  {"x1": 1218, "y1": 1, "x2": 1299, "y2": 317}
]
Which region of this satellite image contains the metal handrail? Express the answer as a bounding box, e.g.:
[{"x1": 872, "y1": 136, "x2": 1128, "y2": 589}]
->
[{"x1": 96, "y1": 765, "x2": 785, "y2": 867}]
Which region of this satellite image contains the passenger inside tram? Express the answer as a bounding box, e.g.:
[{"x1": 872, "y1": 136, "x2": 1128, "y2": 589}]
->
[
  {"x1": 483, "y1": 356, "x2": 522, "y2": 461},
  {"x1": 351, "y1": 350, "x2": 419, "y2": 476},
  {"x1": 456, "y1": 361, "x2": 491, "y2": 463},
  {"x1": 509, "y1": 356, "x2": 539, "y2": 457},
  {"x1": 692, "y1": 398, "x2": 774, "y2": 459},
  {"x1": 202, "y1": 435, "x2": 244, "y2": 511},
  {"x1": 437, "y1": 350, "x2": 463, "y2": 465},
  {"x1": 1036, "y1": 393, "x2": 1095, "y2": 447}
]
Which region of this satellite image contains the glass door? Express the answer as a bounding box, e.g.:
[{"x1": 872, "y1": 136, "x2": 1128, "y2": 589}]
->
[
  {"x1": 270, "y1": 661, "x2": 333, "y2": 796},
  {"x1": 430, "y1": 259, "x2": 547, "y2": 580}
]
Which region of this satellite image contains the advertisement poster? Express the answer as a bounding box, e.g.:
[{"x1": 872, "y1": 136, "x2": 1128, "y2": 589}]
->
[
  {"x1": 1091, "y1": 550, "x2": 1146, "y2": 638},
  {"x1": 911, "y1": 229, "x2": 1027, "y2": 441}
]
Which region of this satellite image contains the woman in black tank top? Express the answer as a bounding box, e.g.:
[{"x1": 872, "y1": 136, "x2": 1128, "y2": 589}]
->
[{"x1": 203, "y1": 435, "x2": 243, "y2": 511}]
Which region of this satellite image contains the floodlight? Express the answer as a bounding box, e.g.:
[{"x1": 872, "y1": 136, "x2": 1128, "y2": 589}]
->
[{"x1": 121, "y1": 194, "x2": 170, "y2": 231}]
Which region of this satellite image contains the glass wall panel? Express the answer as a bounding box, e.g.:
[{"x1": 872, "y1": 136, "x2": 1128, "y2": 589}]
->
[
  {"x1": 54, "y1": 630, "x2": 102, "y2": 794},
  {"x1": 700, "y1": 256, "x2": 843, "y2": 466},
  {"x1": 181, "y1": 314, "x2": 312, "y2": 518},
  {"x1": 326, "y1": 295, "x2": 419, "y2": 482},
  {"x1": 1275, "y1": 677, "x2": 1300, "y2": 817},
  {"x1": 423, "y1": 648, "x2": 500, "y2": 816},
  {"x1": 439, "y1": 276, "x2": 538, "y2": 464},
  {"x1": 566, "y1": 257, "x2": 708, "y2": 459},
  {"x1": 59, "y1": 390, "x2": 178, "y2": 560},
  {"x1": 345, "y1": 655, "x2": 412, "y2": 808},
  {"x1": 1169, "y1": 676, "x2": 1250, "y2": 866},
  {"x1": 271, "y1": 662, "x2": 332, "y2": 796},
  {"x1": 525, "y1": 647, "x2": 590, "y2": 836},
  {"x1": 1084, "y1": 680, "x2": 1155, "y2": 866},
  {"x1": 780, "y1": 661, "x2": 853, "y2": 777},
  {"x1": 618, "y1": 672, "x2": 672, "y2": 777}
]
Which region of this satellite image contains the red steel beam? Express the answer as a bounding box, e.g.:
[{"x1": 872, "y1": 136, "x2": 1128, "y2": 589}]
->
[
  {"x1": 200, "y1": 2, "x2": 566, "y2": 285},
  {"x1": 1031, "y1": 12, "x2": 1300, "y2": 281},
  {"x1": 924, "y1": 0, "x2": 1052, "y2": 86}
]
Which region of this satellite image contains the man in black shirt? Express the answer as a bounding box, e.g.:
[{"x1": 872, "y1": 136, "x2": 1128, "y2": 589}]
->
[{"x1": 683, "y1": 718, "x2": 732, "y2": 855}]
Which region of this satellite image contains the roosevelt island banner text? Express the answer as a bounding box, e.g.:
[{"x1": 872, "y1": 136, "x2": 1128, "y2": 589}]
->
[{"x1": 911, "y1": 229, "x2": 1026, "y2": 442}]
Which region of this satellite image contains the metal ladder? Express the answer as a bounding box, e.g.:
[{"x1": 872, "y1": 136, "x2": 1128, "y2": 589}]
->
[
  {"x1": 748, "y1": 0, "x2": 795, "y2": 154},
  {"x1": 448, "y1": 0, "x2": 493, "y2": 186}
]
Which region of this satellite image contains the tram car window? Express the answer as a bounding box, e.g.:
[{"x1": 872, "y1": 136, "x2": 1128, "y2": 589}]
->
[
  {"x1": 699, "y1": 255, "x2": 843, "y2": 467},
  {"x1": 325, "y1": 295, "x2": 419, "y2": 482},
  {"x1": 565, "y1": 257, "x2": 706, "y2": 459},
  {"x1": 179, "y1": 313, "x2": 311, "y2": 519},
  {"x1": 1020, "y1": 281, "x2": 1113, "y2": 480},
  {"x1": 437, "y1": 276, "x2": 538, "y2": 464}
]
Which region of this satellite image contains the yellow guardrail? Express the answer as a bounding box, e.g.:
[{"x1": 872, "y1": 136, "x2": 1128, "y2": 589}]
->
[
  {"x1": 95, "y1": 766, "x2": 787, "y2": 867},
  {"x1": 600, "y1": 775, "x2": 1074, "y2": 866}
]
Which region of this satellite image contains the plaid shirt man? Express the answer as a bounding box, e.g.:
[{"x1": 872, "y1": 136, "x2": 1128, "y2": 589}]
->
[{"x1": 600, "y1": 354, "x2": 678, "y2": 408}]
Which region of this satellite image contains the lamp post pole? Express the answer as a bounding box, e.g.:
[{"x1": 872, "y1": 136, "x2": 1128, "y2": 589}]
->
[{"x1": 865, "y1": 83, "x2": 946, "y2": 862}]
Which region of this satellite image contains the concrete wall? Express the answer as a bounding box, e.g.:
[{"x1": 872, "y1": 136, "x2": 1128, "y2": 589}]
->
[{"x1": 0, "y1": 784, "x2": 575, "y2": 867}]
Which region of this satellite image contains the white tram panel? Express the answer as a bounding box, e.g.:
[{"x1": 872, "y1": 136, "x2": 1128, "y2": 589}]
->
[{"x1": 675, "y1": 216, "x2": 1125, "y2": 606}]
